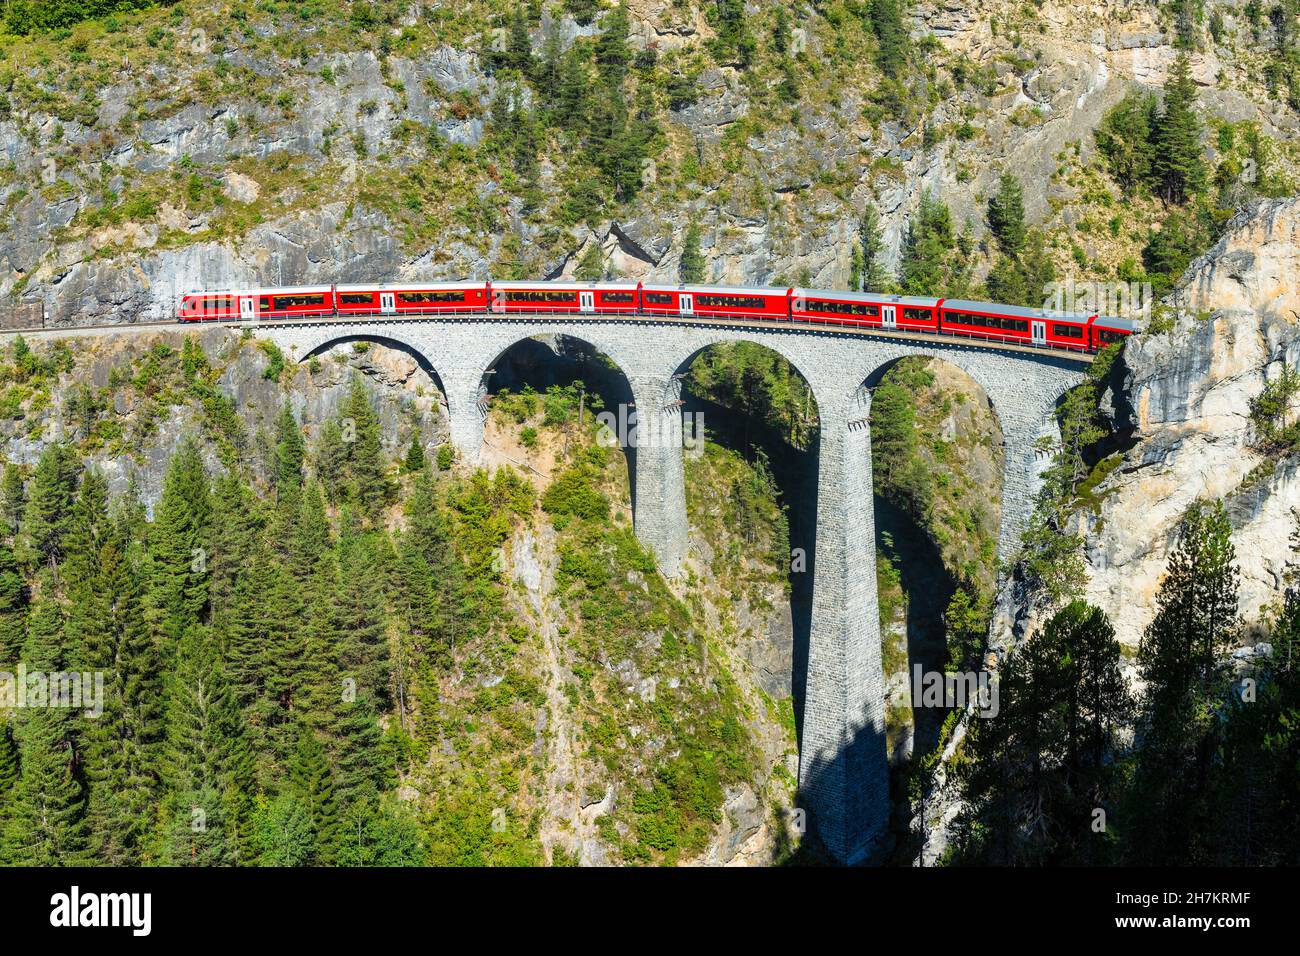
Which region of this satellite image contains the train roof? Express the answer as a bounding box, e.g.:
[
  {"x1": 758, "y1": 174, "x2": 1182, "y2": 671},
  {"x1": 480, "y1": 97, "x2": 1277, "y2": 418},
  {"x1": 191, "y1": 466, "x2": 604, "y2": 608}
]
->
[
  {"x1": 490, "y1": 280, "x2": 636, "y2": 291},
  {"x1": 335, "y1": 282, "x2": 486, "y2": 292},
  {"x1": 642, "y1": 283, "x2": 788, "y2": 297},
  {"x1": 941, "y1": 298, "x2": 1096, "y2": 322},
  {"x1": 794, "y1": 288, "x2": 942, "y2": 308},
  {"x1": 256, "y1": 285, "x2": 334, "y2": 296},
  {"x1": 1094, "y1": 314, "x2": 1138, "y2": 332}
]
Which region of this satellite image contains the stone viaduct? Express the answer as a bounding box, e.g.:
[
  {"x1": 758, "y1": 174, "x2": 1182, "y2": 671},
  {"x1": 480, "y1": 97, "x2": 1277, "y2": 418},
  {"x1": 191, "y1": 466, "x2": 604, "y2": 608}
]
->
[{"x1": 259, "y1": 315, "x2": 1086, "y2": 864}]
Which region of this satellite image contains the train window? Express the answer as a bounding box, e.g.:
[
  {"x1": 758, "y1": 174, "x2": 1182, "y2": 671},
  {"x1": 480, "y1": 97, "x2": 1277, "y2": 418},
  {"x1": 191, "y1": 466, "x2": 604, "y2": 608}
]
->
[
  {"x1": 504, "y1": 290, "x2": 576, "y2": 303},
  {"x1": 339, "y1": 293, "x2": 373, "y2": 305},
  {"x1": 1098, "y1": 329, "x2": 1125, "y2": 344},
  {"x1": 1053, "y1": 324, "x2": 1084, "y2": 339},
  {"x1": 398, "y1": 291, "x2": 464, "y2": 303},
  {"x1": 644, "y1": 292, "x2": 673, "y2": 305},
  {"x1": 697, "y1": 295, "x2": 766, "y2": 309},
  {"x1": 902, "y1": 308, "x2": 929, "y2": 322},
  {"x1": 200, "y1": 297, "x2": 236, "y2": 311},
  {"x1": 601, "y1": 292, "x2": 635, "y2": 303},
  {"x1": 272, "y1": 294, "x2": 325, "y2": 310},
  {"x1": 259, "y1": 298, "x2": 271, "y2": 311},
  {"x1": 805, "y1": 300, "x2": 876, "y2": 316},
  {"x1": 945, "y1": 311, "x2": 1025, "y2": 332}
]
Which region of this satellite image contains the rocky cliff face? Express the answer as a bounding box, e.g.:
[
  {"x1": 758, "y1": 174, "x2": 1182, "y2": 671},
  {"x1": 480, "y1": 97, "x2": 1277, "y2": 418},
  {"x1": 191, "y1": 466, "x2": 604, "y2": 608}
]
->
[
  {"x1": 2, "y1": 1, "x2": 1295, "y2": 325},
  {"x1": 994, "y1": 196, "x2": 1300, "y2": 653},
  {"x1": 1079, "y1": 197, "x2": 1300, "y2": 646}
]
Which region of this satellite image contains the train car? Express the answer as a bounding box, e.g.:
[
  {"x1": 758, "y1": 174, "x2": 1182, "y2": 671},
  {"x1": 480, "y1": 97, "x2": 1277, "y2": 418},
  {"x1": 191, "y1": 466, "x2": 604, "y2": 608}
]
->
[
  {"x1": 887, "y1": 295, "x2": 943, "y2": 332},
  {"x1": 179, "y1": 290, "x2": 245, "y2": 322},
  {"x1": 489, "y1": 281, "x2": 634, "y2": 315},
  {"x1": 791, "y1": 288, "x2": 883, "y2": 328},
  {"x1": 590, "y1": 283, "x2": 641, "y2": 314},
  {"x1": 335, "y1": 282, "x2": 489, "y2": 316},
  {"x1": 1091, "y1": 314, "x2": 1137, "y2": 351},
  {"x1": 939, "y1": 299, "x2": 1092, "y2": 350},
  {"x1": 790, "y1": 289, "x2": 941, "y2": 332},
  {"x1": 248, "y1": 286, "x2": 337, "y2": 320},
  {"x1": 640, "y1": 284, "x2": 790, "y2": 321}
]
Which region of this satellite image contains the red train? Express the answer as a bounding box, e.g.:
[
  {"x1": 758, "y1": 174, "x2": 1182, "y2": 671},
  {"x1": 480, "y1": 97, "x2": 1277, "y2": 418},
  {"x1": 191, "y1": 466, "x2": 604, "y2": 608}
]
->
[{"x1": 178, "y1": 281, "x2": 1135, "y2": 353}]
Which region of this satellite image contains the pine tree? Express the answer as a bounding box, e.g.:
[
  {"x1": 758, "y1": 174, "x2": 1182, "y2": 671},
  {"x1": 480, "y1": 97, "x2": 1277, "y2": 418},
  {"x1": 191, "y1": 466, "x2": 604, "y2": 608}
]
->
[
  {"x1": 222, "y1": 547, "x2": 305, "y2": 759},
  {"x1": 679, "y1": 221, "x2": 706, "y2": 283},
  {"x1": 869, "y1": 0, "x2": 908, "y2": 74},
  {"x1": 0, "y1": 462, "x2": 25, "y2": 538},
  {"x1": 1154, "y1": 53, "x2": 1207, "y2": 204},
  {"x1": 900, "y1": 191, "x2": 957, "y2": 295},
  {"x1": 595, "y1": 3, "x2": 631, "y2": 79},
  {"x1": 0, "y1": 719, "x2": 17, "y2": 812},
  {"x1": 162, "y1": 625, "x2": 254, "y2": 866},
  {"x1": 402, "y1": 438, "x2": 426, "y2": 474},
  {"x1": 773, "y1": 5, "x2": 791, "y2": 54},
  {"x1": 274, "y1": 402, "x2": 305, "y2": 492},
  {"x1": 315, "y1": 419, "x2": 348, "y2": 504},
  {"x1": 61, "y1": 468, "x2": 111, "y2": 666},
  {"x1": 986, "y1": 172, "x2": 1027, "y2": 258},
  {"x1": 2, "y1": 582, "x2": 89, "y2": 865},
  {"x1": 507, "y1": 3, "x2": 533, "y2": 74},
  {"x1": 858, "y1": 205, "x2": 889, "y2": 292},
  {"x1": 336, "y1": 528, "x2": 391, "y2": 709},
  {"x1": 295, "y1": 530, "x2": 343, "y2": 734},
  {"x1": 1096, "y1": 90, "x2": 1158, "y2": 196},
  {"x1": 82, "y1": 526, "x2": 165, "y2": 865},
  {"x1": 290, "y1": 725, "x2": 341, "y2": 864},
  {"x1": 1127, "y1": 500, "x2": 1239, "y2": 864},
  {"x1": 250, "y1": 793, "x2": 314, "y2": 866},
  {"x1": 713, "y1": 0, "x2": 756, "y2": 68},
  {"x1": 950, "y1": 601, "x2": 1128, "y2": 865},
  {"x1": 148, "y1": 439, "x2": 211, "y2": 648},
  {"x1": 575, "y1": 245, "x2": 604, "y2": 282},
  {"x1": 289, "y1": 481, "x2": 332, "y2": 582},
  {"x1": 0, "y1": 540, "x2": 26, "y2": 665},
  {"x1": 18, "y1": 443, "x2": 79, "y2": 568},
  {"x1": 206, "y1": 471, "x2": 263, "y2": 637},
  {"x1": 339, "y1": 377, "x2": 392, "y2": 518}
]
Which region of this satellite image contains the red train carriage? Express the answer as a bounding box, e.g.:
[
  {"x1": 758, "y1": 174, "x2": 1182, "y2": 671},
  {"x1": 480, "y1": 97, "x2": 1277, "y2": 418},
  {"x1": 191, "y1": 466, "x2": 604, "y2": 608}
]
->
[
  {"x1": 939, "y1": 299, "x2": 1094, "y2": 351},
  {"x1": 489, "y1": 281, "x2": 637, "y2": 314},
  {"x1": 335, "y1": 282, "x2": 489, "y2": 316},
  {"x1": 791, "y1": 289, "x2": 941, "y2": 332},
  {"x1": 179, "y1": 290, "x2": 245, "y2": 321},
  {"x1": 640, "y1": 284, "x2": 791, "y2": 321},
  {"x1": 590, "y1": 284, "x2": 641, "y2": 314},
  {"x1": 248, "y1": 286, "x2": 337, "y2": 320},
  {"x1": 1091, "y1": 314, "x2": 1136, "y2": 350}
]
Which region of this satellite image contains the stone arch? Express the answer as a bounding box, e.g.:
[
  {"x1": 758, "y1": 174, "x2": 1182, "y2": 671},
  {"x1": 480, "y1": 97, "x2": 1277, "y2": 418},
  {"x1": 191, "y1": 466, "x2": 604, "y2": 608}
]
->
[
  {"x1": 475, "y1": 330, "x2": 640, "y2": 405},
  {"x1": 855, "y1": 344, "x2": 1084, "y2": 562},
  {"x1": 296, "y1": 330, "x2": 450, "y2": 401},
  {"x1": 271, "y1": 324, "x2": 457, "y2": 404},
  {"x1": 860, "y1": 352, "x2": 1007, "y2": 762},
  {"x1": 474, "y1": 331, "x2": 642, "y2": 496},
  {"x1": 643, "y1": 329, "x2": 838, "y2": 422},
  {"x1": 668, "y1": 337, "x2": 824, "y2": 739}
]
